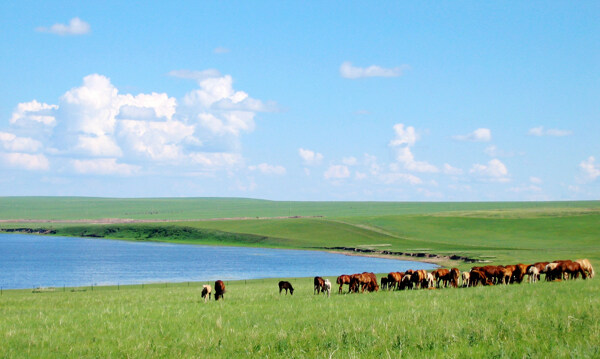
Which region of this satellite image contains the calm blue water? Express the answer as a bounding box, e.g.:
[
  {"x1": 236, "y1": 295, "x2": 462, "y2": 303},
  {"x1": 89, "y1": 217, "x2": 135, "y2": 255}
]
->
[{"x1": 0, "y1": 233, "x2": 436, "y2": 289}]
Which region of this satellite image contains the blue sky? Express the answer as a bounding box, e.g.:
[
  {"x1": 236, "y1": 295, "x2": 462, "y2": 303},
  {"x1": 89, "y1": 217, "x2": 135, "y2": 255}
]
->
[{"x1": 1, "y1": 2, "x2": 599, "y2": 200}]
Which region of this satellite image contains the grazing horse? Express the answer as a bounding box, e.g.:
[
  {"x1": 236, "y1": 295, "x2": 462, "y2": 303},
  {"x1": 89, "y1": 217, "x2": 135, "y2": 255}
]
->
[
  {"x1": 575, "y1": 259, "x2": 595, "y2": 279},
  {"x1": 411, "y1": 270, "x2": 427, "y2": 289},
  {"x1": 323, "y1": 279, "x2": 332, "y2": 297},
  {"x1": 400, "y1": 274, "x2": 412, "y2": 290},
  {"x1": 425, "y1": 272, "x2": 435, "y2": 289},
  {"x1": 432, "y1": 269, "x2": 450, "y2": 288},
  {"x1": 461, "y1": 271, "x2": 470, "y2": 288},
  {"x1": 527, "y1": 266, "x2": 540, "y2": 283},
  {"x1": 380, "y1": 277, "x2": 389, "y2": 291},
  {"x1": 214, "y1": 280, "x2": 226, "y2": 301},
  {"x1": 469, "y1": 269, "x2": 487, "y2": 287},
  {"x1": 559, "y1": 261, "x2": 586, "y2": 280},
  {"x1": 314, "y1": 276, "x2": 325, "y2": 295},
  {"x1": 499, "y1": 266, "x2": 513, "y2": 285},
  {"x1": 336, "y1": 274, "x2": 351, "y2": 294},
  {"x1": 201, "y1": 284, "x2": 212, "y2": 303},
  {"x1": 387, "y1": 272, "x2": 403, "y2": 290},
  {"x1": 449, "y1": 268, "x2": 460, "y2": 288},
  {"x1": 529, "y1": 262, "x2": 549, "y2": 282},
  {"x1": 545, "y1": 262, "x2": 560, "y2": 281},
  {"x1": 513, "y1": 264, "x2": 529, "y2": 284},
  {"x1": 279, "y1": 281, "x2": 294, "y2": 295}
]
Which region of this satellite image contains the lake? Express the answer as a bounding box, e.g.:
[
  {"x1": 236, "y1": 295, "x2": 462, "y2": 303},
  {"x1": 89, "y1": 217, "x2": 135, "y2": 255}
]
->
[{"x1": 0, "y1": 233, "x2": 437, "y2": 289}]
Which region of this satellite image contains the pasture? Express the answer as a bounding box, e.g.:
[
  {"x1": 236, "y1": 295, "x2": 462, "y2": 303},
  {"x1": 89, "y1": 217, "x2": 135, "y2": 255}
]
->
[
  {"x1": 1, "y1": 276, "x2": 599, "y2": 358},
  {"x1": 1, "y1": 198, "x2": 599, "y2": 357}
]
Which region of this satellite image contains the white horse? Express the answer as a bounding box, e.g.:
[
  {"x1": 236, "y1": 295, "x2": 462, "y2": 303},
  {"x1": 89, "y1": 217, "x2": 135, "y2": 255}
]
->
[
  {"x1": 323, "y1": 279, "x2": 331, "y2": 297},
  {"x1": 201, "y1": 284, "x2": 212, "y2": 303},
  {"x1": 461, "y1": 272, "x2": 470, "y2": 287},
  {"x1": 527, "y1": 266, "x2": 540, "y2": 283}
]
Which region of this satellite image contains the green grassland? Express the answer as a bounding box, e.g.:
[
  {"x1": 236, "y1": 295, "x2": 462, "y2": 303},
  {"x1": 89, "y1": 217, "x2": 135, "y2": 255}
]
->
[
  {"x1": 1, "y1": 277, "x2": 598, "y2": 358},
  {"x1": 1, "y1": 197, "x2": 600, "y2": 357}
]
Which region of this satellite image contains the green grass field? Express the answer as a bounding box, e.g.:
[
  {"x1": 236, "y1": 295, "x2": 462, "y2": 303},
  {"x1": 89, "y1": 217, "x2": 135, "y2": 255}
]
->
[{"x1": 1, "y1": 197, "x2": 599, "y2": 357}]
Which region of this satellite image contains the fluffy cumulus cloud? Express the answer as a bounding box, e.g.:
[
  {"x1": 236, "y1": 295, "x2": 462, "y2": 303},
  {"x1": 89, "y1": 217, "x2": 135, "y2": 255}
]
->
[
  {"x1": 528, "y1": 126, "x2": 572, "y2": 137},
  {"x1": 340, "y1": 62, "x2": 409, "y2": 79},
  {"x1": 389, "y1": 124, "x2": 438, "y2": 173},
  {"x1": 470, "y1": 159, "x2": 510, "y2": 182},
  {"x1": 248, "y1": 163, "x2": 286, "y2": 175},
  {"x1": 3, "y1": 71, "x2": 270, "y2": 176},
  {"x1": 10, "y1": 100, "x2": 57, "y2": 127},
  {"x1": 453, "y1": 128, "x2": 492, "y2": 142},
  {"x1": 0, "y1": 152, "x2": 49, "y2": 170},
  {"x1": 298, "y1": 148, "x2": 323, "y2": 165},
  {"x1": 36, "y1": 17, "x2": 90, "y2": 35},
  {"x1": 579, "y1": 156, "x2": 600, "y2": 182}
]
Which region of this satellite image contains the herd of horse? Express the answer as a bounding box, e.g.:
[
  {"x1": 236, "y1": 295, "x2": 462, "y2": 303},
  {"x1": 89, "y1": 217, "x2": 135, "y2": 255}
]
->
[
  {"x1": 202, "y1": 259, "x2": 594, "y2": 301},
  {"x1": 337, "y1": 258, "x2": 595, "y2": 294}
]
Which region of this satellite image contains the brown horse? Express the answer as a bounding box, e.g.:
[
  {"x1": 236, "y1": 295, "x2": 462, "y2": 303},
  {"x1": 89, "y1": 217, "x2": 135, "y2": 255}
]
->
[
  {"x1": 314, "y1": 276, "x2": 325, "y2": 294},
  {"x1": 214, "y1": 280, "x2": 226, "y2": 301},
  {"x1": 387, "y1": 272, "x2": 403, "y2": 290},
  {"x1": 279, "y1": 281, "x2": 294, "y2": 295},
  {"x1": 336, "y1": 274, "x2": 351, "y2": 294}
]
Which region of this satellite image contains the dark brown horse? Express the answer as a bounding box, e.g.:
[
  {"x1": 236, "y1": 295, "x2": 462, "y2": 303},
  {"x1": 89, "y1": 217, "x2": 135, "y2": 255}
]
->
[
  {"x1": 214, "y1": 280, "x2": 226, "y2": 301},
  {"x1": 279, "y1": 281, "x2": 294, "y2": 295}
]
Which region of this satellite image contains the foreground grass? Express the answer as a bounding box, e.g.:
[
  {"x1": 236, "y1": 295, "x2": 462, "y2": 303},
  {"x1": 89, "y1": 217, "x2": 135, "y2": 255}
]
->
[{"x1": 1, "y1": 277, "x2": 598, "y2": 358}]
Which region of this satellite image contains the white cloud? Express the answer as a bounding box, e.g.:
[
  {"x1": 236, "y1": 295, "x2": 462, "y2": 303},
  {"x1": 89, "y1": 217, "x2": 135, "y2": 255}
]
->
[
  {"x1": 71, "y1": 158, "x2": 139, "y2": 176},
  {"x1": 36, "y1": 17, "x2": 90, "y2": 35},
  {"x1": 378, "y1": 172, "x2": 422, "y2": 185},
  {"x1": 324, "y1": 165, "x2": 350, "y2": 179},
  {"x1": 579, "y1": 156, "x2": 600, "y2": 182},
  {"x1": 189, "y1": 152, "x2": 242, "y2": 168},
  {"x1": 0, "y1": 152, "x2": 49, "y2": 170},
  {"x1": 10, "y1": 100, "x2": 57, "y2": 127},
  {"x1": 0, "y1": 132, "x2": 43, "y2": 153},
  {"x1": 248, "y1": 163, "x2": 286, "y2": 175},
  {"x1": 117, "y1": 119, "x2": 196, "y2": 161},
  {"x1": 443, "y1": 163, "x2": 463, "y2": 175},
  {"x1": 453, "y1": 128, "x2": 492, "y2": 142},
  {"x1": 340, "y1": 62, "x2": 409, "y2": 79},
  {"x1": 74, "y1": 134, "x2": 122, "y2": 157},
  {"x1": 389, "y1": 124, "x2": 438, "y2": 173},
  {"x1": 528, "y1": 126, "x2": 572, "y2": 137},
  {"x1": 469, "y1": 159, "x2": 510, "y2": 182},
  {"x1": 5, "y1": 71, "x2": 267, "y2": 176},
  {"x1": 389, "y1": 124, "x2": 417, "y2": 147},
  {"x1": 299, "y1": 148, "x2": 323, "y2": 165}
]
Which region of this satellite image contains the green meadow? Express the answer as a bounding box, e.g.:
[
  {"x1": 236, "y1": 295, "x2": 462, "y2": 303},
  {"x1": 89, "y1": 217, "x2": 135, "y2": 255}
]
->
[{"x1": 1, "y1": 197, "x2": 599, "y2": 357}]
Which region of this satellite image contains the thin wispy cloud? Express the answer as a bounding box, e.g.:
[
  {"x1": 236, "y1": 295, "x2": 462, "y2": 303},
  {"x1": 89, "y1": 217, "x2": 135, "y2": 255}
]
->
[
  {"x1": 528, "y1": 126, "x2": 572, "y2": 137},
  {"x1": 36, "y1": 17, "x2": 90, "y2": 35},
  {"x1": 340, "y1": 62, "x2": 409, "y2": 79},
  {"x1": 453, "y1": 128, "x2": 492, "y2": 142}
]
